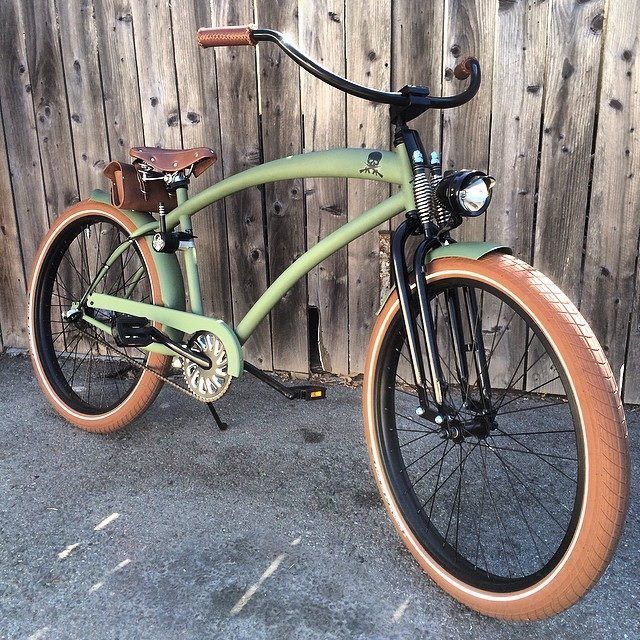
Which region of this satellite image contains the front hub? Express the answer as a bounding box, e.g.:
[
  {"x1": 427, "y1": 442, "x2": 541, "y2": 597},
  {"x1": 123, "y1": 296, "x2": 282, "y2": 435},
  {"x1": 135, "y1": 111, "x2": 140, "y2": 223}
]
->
[{"x1": 437, "y1": 411, "x2": 496, "y2": 443}]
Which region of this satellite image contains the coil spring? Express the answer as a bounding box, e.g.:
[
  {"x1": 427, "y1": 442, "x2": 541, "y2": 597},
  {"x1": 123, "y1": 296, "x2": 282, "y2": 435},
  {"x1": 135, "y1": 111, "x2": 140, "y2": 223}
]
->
[
  {"x1": 413, "y1": 168, "x2": 434, "y2": 227},
  {"x1": 430, "y1": 172, "x2": 450, "y2": 227}
]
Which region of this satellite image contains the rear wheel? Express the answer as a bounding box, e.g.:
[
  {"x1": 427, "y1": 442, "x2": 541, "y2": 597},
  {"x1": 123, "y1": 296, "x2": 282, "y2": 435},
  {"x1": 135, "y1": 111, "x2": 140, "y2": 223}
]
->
[
  {"x1": 363, "y1": 253, "x2": 629, "y2": 620},
  {"x1": 29, "y1": 201, "x2": 169, "y2": 432}
]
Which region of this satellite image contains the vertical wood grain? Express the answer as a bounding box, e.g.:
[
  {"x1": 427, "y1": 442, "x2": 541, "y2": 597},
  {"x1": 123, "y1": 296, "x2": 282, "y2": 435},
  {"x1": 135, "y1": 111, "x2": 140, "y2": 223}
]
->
[
  {"x1": 56, "y1": 0, "x2": 110, "y2": 198},
  {"x1": 485, "y1": 0, "x2": 549, "y2": 389},
  {"x1": 169, "y1": 0, "x2": 233, "y2": 323},
  {"x1": 93, "y1": 0, "x2": 144, "y2": 158},
  {"x1": 0, "y1": 1, "x2": 49, "y2": 283},
  {"x1": 442, "y1": 0, "x2": 496, "y2": 242},
  {"x1": 392, "y1": 0, "x2": 444, "y2": 162},
  {"x1": 626, "y1": 262, "x2": 640, "y2": 403},
  {"x1": 0, "y1": 100, "x2": 28, "y2": 348},
  {"x1": 130, "y1": 0, "x2": 182, "y2": 149},
  {"x1": 582, "y1": 2, "x2": 640, "y2": 401},
  {"x1": 533, "y1": 0, "x2": 605, "y2": 302},
  {"x1": 21, "y1": 0, "x2": 79, "y2": 219},
  {"x1": 0, "y1": 0, "x2": 637, "y2": 399},
  {"x1": 258, "y1": 0, "x2": 308, "y2": 373},
  {"x1": 213, "y1": 0, "x2": 272, "y2": 369},
  {"x1": 300, "y1": 2, "x2": 349, "y2": 375},
  {"x1": 345, "y1": 0, "x2": 391, "y2": 374}
]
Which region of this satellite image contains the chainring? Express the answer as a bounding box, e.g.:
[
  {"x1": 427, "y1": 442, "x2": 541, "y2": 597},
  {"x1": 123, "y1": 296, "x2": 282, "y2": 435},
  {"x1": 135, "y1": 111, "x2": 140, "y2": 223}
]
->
[{"x1": 183, "y1": 331, "x2": 231, "y2": 402}]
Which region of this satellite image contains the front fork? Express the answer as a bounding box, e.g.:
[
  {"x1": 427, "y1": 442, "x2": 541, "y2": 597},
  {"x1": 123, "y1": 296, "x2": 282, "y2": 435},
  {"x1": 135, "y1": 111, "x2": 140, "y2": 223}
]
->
[{"x1": 392, "y1": 218, "x2": 492, "y2": 416}]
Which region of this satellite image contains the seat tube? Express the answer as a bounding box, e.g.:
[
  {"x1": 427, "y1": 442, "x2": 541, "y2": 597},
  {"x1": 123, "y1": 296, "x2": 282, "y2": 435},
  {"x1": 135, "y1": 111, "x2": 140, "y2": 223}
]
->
[{"x1": 176, "y1": 186, "x2": 204, "y2": 316}]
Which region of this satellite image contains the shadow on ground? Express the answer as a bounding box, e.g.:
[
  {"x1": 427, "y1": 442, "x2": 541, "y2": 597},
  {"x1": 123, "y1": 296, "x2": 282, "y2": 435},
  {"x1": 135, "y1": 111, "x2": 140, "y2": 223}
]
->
[{"x1": 0, "y1": 354, "x2": 637, "y2": 639}]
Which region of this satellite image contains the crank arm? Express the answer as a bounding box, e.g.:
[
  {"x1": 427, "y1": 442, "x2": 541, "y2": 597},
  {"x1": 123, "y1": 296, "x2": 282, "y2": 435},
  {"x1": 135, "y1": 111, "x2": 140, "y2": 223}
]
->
[
  {"x1": 80, "y1": 311, "x2": 212, "y2": 369},
  {"x1": 84, "y1": 292, "x2": 244, "y2": 377}
]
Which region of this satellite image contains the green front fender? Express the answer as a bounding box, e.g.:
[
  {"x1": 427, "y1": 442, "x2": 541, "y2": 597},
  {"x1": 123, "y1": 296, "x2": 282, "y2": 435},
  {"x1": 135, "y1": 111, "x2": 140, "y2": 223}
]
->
[{"x1": 377, "y1": 241, "x2": 512, "y2": 313}]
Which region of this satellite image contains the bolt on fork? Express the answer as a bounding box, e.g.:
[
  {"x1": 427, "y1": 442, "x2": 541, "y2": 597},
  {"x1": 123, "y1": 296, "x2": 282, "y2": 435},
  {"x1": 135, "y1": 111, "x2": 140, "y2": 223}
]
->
[{"x1": 392, "y1": 127, "x2": 493, "y2": 424}]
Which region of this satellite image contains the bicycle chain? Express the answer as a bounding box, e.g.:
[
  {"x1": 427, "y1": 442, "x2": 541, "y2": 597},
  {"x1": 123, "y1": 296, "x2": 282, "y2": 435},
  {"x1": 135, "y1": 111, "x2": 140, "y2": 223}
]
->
[{"x1": 76, "y1": 322, "x2": 210, "y2": 404}]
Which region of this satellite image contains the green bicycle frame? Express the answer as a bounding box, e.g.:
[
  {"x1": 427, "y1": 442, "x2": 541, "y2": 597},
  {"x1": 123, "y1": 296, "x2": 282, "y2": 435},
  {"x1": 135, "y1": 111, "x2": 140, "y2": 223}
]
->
[{"x1": 85, "y1": 144, "x2": 507, "y2": 378}]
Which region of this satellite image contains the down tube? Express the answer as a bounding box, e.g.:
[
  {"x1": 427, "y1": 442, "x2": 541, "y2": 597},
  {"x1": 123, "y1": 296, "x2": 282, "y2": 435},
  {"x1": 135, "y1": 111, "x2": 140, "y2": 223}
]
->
[{"x1": 235, "y1": 191, "x2": 406, "y2": 344}]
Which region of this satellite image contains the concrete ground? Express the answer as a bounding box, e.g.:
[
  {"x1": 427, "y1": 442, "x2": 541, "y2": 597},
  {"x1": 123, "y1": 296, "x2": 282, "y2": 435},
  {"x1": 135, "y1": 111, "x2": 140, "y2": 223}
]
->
[{"x1": 0, "y1": 353, "x2": 637, "y2": 640}]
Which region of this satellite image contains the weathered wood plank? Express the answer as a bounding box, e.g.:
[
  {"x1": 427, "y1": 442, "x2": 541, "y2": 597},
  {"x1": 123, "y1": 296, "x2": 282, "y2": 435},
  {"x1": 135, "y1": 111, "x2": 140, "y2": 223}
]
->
[
  {"x1": 300, "y1": 2, "x2": 349, "y2": 375},
  {"x1": 627, "y1": 266, "x2": 640, "y2": 404},
  {"x1": 345, "y1": 0, "x2": 391, "y2": 374},
  {"x1": 488, "y1": 0, "x2": 548, "y2": 258},
  {"x1": 213, "y1": 0, "x2": 272, "y2": 369},
  {"x1": 0, "y1": 100, "x2": 28, "y2": 348},
  {"x1": 258, "y1": 0, "x2": 308, "y2": 373},
  {"x1": 442, "y1": 0, "x2": 496, "y2": 242},
  {"x1": 0, "y1": 2, "x2": 49, "y2": 288},
  {"x1": 485, "y1": 0, "x2": 549, "y2": 389},
  {"x1": 529, "y1": 0, "x2": 605, "y2": 396},
  {"x1": 581, "y1": 4, "x2": 640, "y2": 402},
  {"x1": 93, "y1": 0, "x2": 144, "y2": 158},
  {"x1": 392, "y1": 0, "x2": 444, "y2": 163},
  {"x1": 56, "y1": 0, "x2": 110, "y2": 198},
  {"x1": 21, "y1": 0, "x2": 79, "y2": 219},
  {"x1": 130, "y1": 0, "x2": 182, "y2": 149},
  {"x1": 533, "y1": 0, "x2": 605, "y2": 302},
  {"x1": 169, "y1": 0, "x2": 233, "y2": 324}
]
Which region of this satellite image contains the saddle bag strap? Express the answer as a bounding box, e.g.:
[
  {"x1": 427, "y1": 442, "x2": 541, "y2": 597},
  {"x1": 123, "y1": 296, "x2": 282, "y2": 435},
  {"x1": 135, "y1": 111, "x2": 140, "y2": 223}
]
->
[{"x1": 103, "y1": 161, "x2": 177, "y2": 213}]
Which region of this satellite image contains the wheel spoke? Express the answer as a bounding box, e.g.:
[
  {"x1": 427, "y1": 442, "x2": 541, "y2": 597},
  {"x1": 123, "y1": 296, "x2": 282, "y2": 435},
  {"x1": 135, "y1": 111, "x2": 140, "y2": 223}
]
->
[
  {"x1": 36, "y1": 217, "x2": 153, "y2": 412},
  {"x1": 383, "y1": 279, "x2": 582, "y2": 587}
]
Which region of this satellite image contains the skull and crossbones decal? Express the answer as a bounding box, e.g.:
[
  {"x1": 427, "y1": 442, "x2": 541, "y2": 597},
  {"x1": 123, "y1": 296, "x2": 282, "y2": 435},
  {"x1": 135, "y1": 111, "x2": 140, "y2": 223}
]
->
[{"x1": 359, "y1": 151, "x2": 383, "y2": 178}]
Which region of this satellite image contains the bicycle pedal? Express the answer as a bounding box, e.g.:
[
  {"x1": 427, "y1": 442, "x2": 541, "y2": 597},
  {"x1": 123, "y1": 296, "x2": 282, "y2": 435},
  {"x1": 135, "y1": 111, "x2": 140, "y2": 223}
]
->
[
  {"x1": 289, "y1": 385, "x2": 327, "y2": 401},
  {"x1": 112, "y1": 314, "x2": 153, "y2": 347}
]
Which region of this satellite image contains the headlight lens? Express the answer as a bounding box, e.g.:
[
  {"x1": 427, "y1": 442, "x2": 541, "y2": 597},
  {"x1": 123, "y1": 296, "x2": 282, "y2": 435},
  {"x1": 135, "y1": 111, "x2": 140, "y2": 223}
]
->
[{"x1": 436, "y1": 170, "x2": 495, "y2": 218}]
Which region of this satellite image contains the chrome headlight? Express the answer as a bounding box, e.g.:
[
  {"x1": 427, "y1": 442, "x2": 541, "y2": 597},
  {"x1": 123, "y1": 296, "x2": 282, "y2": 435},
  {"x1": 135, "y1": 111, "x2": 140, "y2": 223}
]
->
[{"x1": 436, "y1": 170, "x2": 496, "y2": 217}]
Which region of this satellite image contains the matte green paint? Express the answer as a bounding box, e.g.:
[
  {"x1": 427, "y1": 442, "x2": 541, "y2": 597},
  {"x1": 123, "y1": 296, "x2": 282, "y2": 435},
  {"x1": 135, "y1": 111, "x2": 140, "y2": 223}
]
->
[
  {"x1": 86, "y1": 194, "x2": 187, "y2": 341},
  {"x1": 426, "y1": 241, "x2": 511, "y2": 263},
  {"x1": 175, "y1": 186, "x2": 204, "y2": 315},
  {"x1": 90, "y1": 188, "x2": 111, "y2": 204},
  {"x1": 129, "y1": 147, "x2": 416, "y2": 239},
  {"x1": 376, "y1": 242, "x2": 512, "y2": 313},
  {"x1": 87, "y1": 149, "x2": 511, "y2": 374},
  {"x1": 235, "y1": 191, "x2": 407, "y2": 343},
  {"x1": 86, "y1": 292, "x2": 243, "y2": 377}
]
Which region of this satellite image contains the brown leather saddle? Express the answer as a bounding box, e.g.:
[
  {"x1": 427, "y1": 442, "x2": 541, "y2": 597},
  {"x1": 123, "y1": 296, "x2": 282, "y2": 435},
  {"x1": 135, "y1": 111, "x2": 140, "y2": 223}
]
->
[{"x1": 129, "y1": 146, "x2": 217, "y2": 177}]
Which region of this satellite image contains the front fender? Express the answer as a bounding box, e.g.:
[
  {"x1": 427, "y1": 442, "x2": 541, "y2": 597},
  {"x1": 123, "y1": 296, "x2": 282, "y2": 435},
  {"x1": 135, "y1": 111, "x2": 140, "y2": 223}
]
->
[{"x1": 377, "y1": 241, "x2": 511, "y2": 314}]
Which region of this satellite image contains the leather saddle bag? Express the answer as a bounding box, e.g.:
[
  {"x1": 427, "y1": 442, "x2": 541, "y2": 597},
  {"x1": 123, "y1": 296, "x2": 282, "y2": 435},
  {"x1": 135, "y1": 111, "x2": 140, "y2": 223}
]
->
[{"x1": 103, "y1": 161, "x2": 177, "y2": 212}]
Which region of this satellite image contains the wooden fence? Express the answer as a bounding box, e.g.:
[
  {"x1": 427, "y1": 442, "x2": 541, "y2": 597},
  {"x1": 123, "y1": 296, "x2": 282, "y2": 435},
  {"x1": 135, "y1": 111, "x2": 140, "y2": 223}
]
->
[{"x1": 1, "y1": 0, "x2": 639, "y2": 400}]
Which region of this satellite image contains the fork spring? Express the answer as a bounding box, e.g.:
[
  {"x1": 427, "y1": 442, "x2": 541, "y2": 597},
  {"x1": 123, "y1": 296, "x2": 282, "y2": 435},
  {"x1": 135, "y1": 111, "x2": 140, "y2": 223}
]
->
[
  {"x1": 413, "y1": 168, "x2": 434, "y2": 227},
  {"x1": 430, "y1": 172, "x2": 450, "y2": 227}
]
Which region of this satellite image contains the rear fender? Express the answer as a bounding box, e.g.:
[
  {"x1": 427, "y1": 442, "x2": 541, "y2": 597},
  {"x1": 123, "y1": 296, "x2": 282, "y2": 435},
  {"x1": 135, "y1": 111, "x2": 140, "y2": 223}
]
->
[{"x1": 90, "y1": 188, "x2": 186, "y2": 316}]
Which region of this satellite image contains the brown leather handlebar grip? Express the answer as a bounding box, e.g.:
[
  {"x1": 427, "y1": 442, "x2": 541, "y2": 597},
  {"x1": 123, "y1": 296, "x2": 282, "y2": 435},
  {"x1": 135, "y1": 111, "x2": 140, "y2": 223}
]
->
[
  {"x1": 197, "y1": 26, "x2": 255, "y2": 48},
  {"x1": 453, "y1": 55, "x2": 476, "y2": 80}
]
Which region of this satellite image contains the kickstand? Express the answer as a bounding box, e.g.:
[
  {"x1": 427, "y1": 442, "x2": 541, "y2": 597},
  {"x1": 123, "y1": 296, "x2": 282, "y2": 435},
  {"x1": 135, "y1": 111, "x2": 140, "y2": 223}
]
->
[{"x1": 206, "y1": 402, "x2": 228, "y2": 431}]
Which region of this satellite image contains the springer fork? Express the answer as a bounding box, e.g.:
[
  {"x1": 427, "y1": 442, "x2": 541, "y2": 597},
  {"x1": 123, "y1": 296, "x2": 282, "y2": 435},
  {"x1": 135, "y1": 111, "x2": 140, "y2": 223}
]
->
[{"x1": 391, "y1": 131, "x2": 493, "y2": 421}]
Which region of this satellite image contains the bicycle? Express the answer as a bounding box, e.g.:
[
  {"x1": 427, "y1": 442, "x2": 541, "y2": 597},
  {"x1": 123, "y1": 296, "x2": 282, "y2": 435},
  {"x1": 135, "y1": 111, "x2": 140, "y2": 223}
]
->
[{"x1": 28, "y1": 25, "x2": 629, "y2": 620}]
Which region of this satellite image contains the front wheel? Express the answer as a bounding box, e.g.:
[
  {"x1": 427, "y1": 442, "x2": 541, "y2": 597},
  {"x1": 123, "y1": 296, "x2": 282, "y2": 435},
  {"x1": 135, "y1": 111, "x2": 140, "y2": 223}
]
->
[{"x1": 363, "y1": 253, "x2": 629, "y2": 620}]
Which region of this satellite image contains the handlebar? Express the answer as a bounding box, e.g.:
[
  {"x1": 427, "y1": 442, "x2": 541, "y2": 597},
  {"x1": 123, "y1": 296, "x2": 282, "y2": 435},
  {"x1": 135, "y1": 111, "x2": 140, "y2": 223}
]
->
[{"x1": 197, "y1": 26, "x2": 481, "y2": 115}]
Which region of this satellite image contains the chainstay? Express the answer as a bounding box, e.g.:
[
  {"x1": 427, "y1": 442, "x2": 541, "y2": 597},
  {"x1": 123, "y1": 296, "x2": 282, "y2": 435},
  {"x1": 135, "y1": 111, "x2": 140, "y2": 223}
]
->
[{"x1": 76, "y1": 322, "x2": 210, "y2": 403}]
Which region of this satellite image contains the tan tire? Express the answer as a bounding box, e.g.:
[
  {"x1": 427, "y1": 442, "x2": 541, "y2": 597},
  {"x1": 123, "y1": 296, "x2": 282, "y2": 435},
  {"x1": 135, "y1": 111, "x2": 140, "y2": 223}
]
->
[
  {"x1": 28, "y1": 200, "x2": 170, "y2": 433},
  {"x1": 363, "y1": 253, "x2": 629, "y2": 620}
]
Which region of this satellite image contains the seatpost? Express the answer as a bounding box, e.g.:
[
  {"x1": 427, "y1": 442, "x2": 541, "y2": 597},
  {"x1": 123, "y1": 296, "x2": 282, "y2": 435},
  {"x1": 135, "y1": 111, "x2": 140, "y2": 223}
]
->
[{"x1": 175, "y1": 185, "x2": 204, "y2": 316}]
